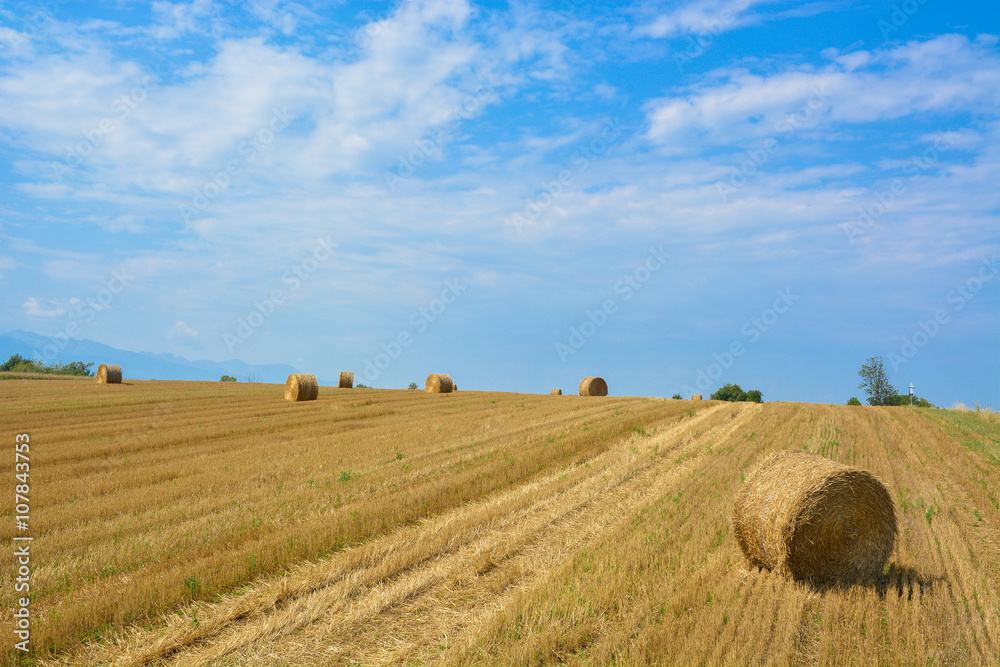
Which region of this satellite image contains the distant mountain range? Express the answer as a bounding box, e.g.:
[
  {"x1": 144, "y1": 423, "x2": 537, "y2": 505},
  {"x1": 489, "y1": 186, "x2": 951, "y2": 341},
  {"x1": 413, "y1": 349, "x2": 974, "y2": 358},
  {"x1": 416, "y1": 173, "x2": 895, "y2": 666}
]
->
[{"x1": 0, "y1": 330, "x2": 326, "y2": 385}]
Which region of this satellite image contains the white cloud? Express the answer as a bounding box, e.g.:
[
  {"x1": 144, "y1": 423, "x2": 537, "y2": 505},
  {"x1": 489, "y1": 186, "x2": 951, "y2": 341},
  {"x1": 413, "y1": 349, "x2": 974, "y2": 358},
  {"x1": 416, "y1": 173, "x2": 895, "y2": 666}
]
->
[
  {"x1": 23, "y1": 297, "x2": 65, "y2": 318},
  {"x1": 634, "y1": 0, "x2": 768, "y2": 39},
  {"x1": 167, "y1": 320, "x2": 199, "y2": 339},
  {"x1": 645, "y1": 34, "x2": 1000, "y2": 149},
  {"x1": 0, "y1": 0, "x2": 518, "y2": 200}
]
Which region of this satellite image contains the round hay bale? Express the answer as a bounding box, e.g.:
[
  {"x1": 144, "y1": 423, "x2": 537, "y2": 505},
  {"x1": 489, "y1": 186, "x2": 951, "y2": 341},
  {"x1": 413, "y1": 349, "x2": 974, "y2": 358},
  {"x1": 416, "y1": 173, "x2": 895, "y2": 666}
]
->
[
  {"x1": 338, "y1": 371, "x2": 354, "y2": 389},
  {"x1": 691, "y1": 394, "x2": 702, "y2": 401},
  {"x1": 425, "y1": 373, "x2": 453, "y2": 393},
  {"x1": 284, "y1": 373, "x2": 318, "y2": 402},
  {"x1": 732, "y1": 450, "x2": 897, "y2": 584},
  {"x1": 550, "y1": 388, "x2": 562, "y2": 395},
  {"x1": 578, "y1": 377, "x2": 608, "y2": 396},
  {"x1": 96, "y1": 364, "x2": 122, "y2": 384}
]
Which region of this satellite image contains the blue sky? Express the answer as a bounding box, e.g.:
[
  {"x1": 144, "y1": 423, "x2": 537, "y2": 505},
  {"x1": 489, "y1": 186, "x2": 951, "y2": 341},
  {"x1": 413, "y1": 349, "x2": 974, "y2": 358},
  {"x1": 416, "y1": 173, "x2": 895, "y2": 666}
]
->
[{"x1": 1, "y1": 0, "x2": 997, "y2": 406}]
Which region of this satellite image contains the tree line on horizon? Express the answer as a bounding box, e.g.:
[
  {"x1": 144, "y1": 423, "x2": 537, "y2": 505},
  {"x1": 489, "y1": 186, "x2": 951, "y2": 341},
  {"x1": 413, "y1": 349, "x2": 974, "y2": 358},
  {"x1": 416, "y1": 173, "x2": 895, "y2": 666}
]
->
[{"x1": 1, "y1": 354, "x2": 93, "y2": 377}]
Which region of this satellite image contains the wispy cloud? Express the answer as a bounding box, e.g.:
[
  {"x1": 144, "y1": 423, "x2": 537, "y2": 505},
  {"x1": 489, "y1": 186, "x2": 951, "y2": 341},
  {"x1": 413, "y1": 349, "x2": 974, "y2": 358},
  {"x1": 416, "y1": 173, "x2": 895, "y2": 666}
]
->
[
  {"x1": 645, "y1": 34, "x2": 1000, "y2": 149},
  {"x1": 23, "y1": 297, "x2": 65, "y2": 318},
  {"x1": 634, "y1": 0, "x2": 768, "y2": 39}
]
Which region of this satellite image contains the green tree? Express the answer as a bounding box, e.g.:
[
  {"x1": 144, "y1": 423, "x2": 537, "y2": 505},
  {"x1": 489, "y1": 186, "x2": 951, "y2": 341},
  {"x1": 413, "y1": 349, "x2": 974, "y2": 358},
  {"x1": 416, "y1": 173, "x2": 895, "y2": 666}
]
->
[
  {"x1": 62, "y1": 361, "x2": 95, "y2": 376},
  {"x1": 857, "y1": 356, "x2": 896, "y2": 406},
  {"x1": 220, "y1": 375, "x2": 237, "y2": 382},
  {"x1": 408, "y1": 382, "x2": 418, "y2": 390},
  {"x1": 745, "y1": 389, "x2": 763, "y2": 403},
  {"x1": 1, "y1": 353, "x2": 30, "y2": 372},
  {"x1": 671, "y1": 393, "x2": 682, "y2": 400},
  {"x1": 847, "y1": 396, "x2": 862, "y2": 406},
  {"x1": 711, "y1": 384, "x2": 747, "y2": 402}
]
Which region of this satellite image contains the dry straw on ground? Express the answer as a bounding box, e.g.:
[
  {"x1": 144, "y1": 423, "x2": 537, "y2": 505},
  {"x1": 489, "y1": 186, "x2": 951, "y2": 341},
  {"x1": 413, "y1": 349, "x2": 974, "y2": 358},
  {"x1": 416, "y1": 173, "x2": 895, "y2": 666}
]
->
[
  {"x1": 550, "y1": 389, "x2": 562, "y2": 395},
  {"x1": 284, "y1": 374, "x2": 318, "y2": 402},
  {"x1": 732, "y1": 450, "x2": 896, "y2": 584},
  {"x1": 96, "y1": 364, "x2": 122, "y2": 384},
  {"x1": 578, "y1": 377, "x2": 608, "y2": 396},
  {"x1": 338, "y1": 372, "x2": 354, "y2": 389},
  {"x1": 691, "y1": 394, "x2": 702, "y2": 400},
  {"x1": 425, "y1": 373, "x2": 454, "y2": 393}
]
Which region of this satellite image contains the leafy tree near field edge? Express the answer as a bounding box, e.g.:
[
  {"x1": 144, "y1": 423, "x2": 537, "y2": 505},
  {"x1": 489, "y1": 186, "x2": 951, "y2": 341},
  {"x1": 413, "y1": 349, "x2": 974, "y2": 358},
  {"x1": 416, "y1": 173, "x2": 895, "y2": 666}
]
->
[{"x1": 858, "y1": 356, "x2": 896, "y2": 406}]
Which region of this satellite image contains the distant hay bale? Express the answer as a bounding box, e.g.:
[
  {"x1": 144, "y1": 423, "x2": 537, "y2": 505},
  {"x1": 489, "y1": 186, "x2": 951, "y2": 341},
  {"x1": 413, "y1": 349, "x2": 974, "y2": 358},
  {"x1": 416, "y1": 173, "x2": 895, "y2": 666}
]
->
[
  {"x1": 284, "y1": 374, "x2": 318, "y2": 402},
  {"x1": 732, "y1": 450, "x2": 897, "y2": 584},
  {"x1": 425, "y1": 373, "x2": 454, "y2": 393},
  {"x1": 691, "y1": 394, "x2": 702, "y2": 401},
  {"x1": 578, "y1": 377, "x2": 608, "y2": 396},
  {"x1": 96, "y1": 364, "x2": 122, "y2": 384},
  {"x1": 550, "y1": 389, "x2": 562, "y2": 395},
  {"x1": 338, "y1": 372, "x2": 354, "y2": 389}
]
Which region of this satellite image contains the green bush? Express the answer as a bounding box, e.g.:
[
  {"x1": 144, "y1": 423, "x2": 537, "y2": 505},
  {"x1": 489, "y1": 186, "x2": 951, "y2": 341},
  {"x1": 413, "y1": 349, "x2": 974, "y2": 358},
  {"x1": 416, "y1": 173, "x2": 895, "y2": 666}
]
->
[
  {"x1": 710, "y1": 384, "x2": 763, "y2": 403},
  {"x1": 847, "y1": 396, "x2": 862, "y2": 406},
  {"x1": 884, "y1": 394, "x2": 933, "y2": 408},
  {"x1": 711, "y1": 383, "x2": 746, "y2": 401},
  {"x1": 220, "y1": 375, "x2": 237, "y2": 382}
]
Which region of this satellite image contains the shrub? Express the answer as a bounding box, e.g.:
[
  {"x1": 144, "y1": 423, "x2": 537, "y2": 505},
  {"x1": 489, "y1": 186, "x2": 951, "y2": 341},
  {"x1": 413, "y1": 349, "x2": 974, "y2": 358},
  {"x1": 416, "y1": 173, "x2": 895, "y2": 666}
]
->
[
  {"x1": 885, "y1": 394, "x2": 933, "y2": 408},
  {"x1": 710, "y1": 384, "x2": 764, "y2": 403},
  {"x1": 220, "y1": 375, "x2": 237, "y2": 382},
  {"x1": 847, "y1": 397, "x2": 862, "y2": 406}
]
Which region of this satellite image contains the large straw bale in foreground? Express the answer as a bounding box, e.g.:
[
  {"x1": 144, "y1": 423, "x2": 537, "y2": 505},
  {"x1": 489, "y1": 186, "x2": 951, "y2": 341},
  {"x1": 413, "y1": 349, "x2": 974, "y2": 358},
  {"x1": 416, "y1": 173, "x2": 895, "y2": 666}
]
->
[
  {"x1": 550, "y1": 389, "x2": 562, "y2": 395},
  {"x1": 425, "y1": 373, "x2": 454, "y2": 393},
  {"x1": 733, "y1": 450, "x2": 896, "y2": 584},
  {"x1": 578, "y1": 377, "x2": 608, "y2": 396},
  {"x1": 284, "y1": 374, "x2": 318, "y2": 402},
  {"x1": 338, "y1": 372, "x2": 354, "y2": 388},
  {"x1": 96, "y1": 364, "x2": 122, "y2": 384}
]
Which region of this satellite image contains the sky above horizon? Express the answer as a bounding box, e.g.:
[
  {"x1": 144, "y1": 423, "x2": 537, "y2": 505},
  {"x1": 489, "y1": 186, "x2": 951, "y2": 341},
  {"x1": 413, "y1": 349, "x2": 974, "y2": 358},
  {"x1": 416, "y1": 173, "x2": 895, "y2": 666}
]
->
[{"x1": 1, "y1": 0, "x2": 998, "y2": 406}]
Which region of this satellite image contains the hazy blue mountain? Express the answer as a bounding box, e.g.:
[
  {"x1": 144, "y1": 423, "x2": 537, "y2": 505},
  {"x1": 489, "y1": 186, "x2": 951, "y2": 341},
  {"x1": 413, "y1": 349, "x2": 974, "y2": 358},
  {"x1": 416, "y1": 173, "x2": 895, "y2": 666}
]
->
[{"x1": 0, "y1": 330, "x2": 329, "y2": 385}]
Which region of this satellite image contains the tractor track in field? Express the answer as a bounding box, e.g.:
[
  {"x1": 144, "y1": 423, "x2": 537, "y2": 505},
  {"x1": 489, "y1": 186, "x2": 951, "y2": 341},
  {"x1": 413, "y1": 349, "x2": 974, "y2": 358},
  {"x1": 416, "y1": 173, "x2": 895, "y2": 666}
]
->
[{"x1": 59, "y1": 401, "x2": 760, "y2": 667}]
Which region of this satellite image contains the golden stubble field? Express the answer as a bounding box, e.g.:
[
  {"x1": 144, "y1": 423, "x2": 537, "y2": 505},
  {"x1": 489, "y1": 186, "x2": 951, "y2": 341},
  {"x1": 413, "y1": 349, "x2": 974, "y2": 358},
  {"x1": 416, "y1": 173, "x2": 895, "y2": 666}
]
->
[{"x1": 1, "y1": 378, "x2": 999, "y2": 666}]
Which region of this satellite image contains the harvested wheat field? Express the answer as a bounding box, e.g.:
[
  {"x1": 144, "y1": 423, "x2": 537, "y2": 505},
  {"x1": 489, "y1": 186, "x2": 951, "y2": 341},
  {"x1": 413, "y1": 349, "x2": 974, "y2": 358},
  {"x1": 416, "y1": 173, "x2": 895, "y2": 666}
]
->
[{"x1": 2, "y1": 379, "x2": 999, "y2": 666}]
